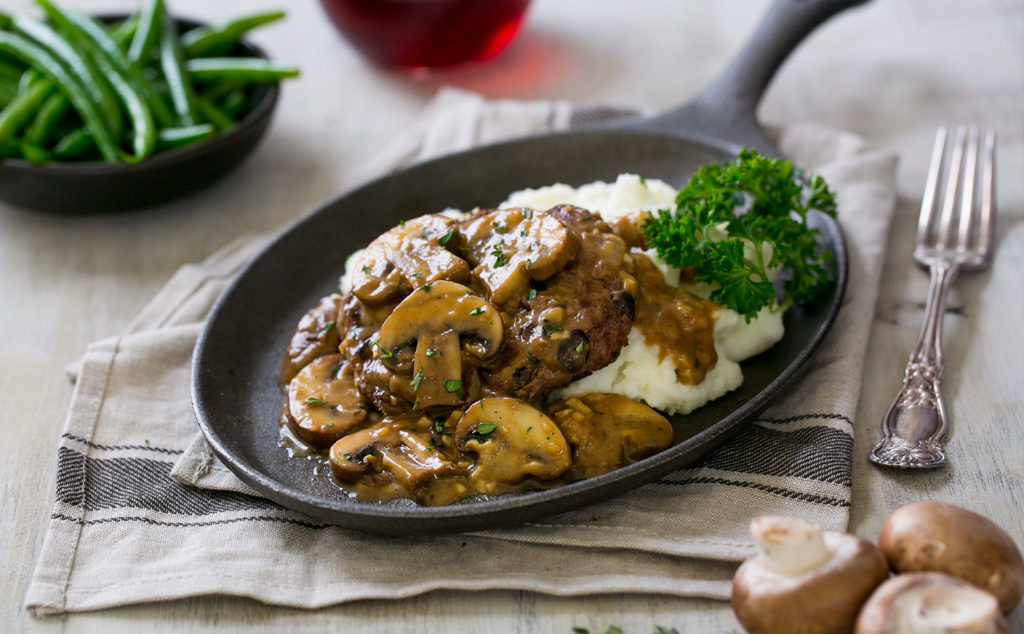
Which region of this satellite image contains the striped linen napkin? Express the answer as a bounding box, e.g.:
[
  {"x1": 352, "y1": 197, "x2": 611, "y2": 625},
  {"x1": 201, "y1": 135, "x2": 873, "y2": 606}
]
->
[{"x1": 26, "y1": 88, "x2": 897, "y2": 615}]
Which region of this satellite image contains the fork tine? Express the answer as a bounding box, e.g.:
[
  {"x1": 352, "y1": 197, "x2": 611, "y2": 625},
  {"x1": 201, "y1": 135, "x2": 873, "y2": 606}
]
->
[
  {"x1": 918, "y1": 127, "x2": 947, "y2": 247},
  {"x1": 956, "y1": 127, "x2": 979, "y2": 249},
  {"x1": 937, "y1": 126, "x2": 967, "y2": 249},
  {"x1": 978, "y1": 129, "x2": 996, "y2": 260}
]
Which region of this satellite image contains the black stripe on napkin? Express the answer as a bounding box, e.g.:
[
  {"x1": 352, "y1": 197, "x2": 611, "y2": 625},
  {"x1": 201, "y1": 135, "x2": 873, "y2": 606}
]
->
[
  {"x1": 62, "y1": 433, "x2": 185, "y2": 456},
  {"x1": 51, "y1": 512, "x2": 329, "y2": 530},
  {"x1": 56, "y1": 447, "x2": 281, "y2": 515},
  {"x1": 652, "y1": 476, "x2": 850, "y2": 508},
  {"x1": 690, "y1": 422, "x2": 853, "y2": 487}
]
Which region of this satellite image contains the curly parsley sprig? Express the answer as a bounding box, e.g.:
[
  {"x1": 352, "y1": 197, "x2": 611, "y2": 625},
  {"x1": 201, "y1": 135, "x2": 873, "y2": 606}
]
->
[{"x1": 643, "y1": 149, "x2": 837, "y2": 321}]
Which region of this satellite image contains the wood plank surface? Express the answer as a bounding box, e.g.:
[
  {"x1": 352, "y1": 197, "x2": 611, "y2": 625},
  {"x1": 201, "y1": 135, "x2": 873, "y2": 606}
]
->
[{"x1": 2, "y1": 0, "x2": 1021, "y2": 631}]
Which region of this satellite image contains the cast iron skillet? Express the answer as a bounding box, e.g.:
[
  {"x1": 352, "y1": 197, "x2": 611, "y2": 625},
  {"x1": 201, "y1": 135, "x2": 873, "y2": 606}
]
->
[{"x1": 193, "y1": 0, "x2": 866, "y2": 534}]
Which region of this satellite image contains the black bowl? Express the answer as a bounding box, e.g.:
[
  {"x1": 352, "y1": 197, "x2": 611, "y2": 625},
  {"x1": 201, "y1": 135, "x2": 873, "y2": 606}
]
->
[{"x1": 0, "y1": 17, "x2": 280, "y2": 214}]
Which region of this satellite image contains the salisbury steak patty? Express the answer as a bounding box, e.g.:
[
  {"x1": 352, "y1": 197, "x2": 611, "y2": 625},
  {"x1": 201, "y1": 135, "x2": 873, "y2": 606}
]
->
[{"x1": 483, "y1": 205, "x2": 635, "y2": 399}]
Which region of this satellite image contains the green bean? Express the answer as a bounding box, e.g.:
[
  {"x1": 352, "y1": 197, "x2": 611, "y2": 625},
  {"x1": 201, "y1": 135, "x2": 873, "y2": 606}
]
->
[
  {"x1": 0, "y1": 57, "x2": 26, "y2": 81},
  {"x1": 36, "y1": 1, "x2": 155, "y2": 159},
  {"x1": 61, "y1": 6, "x2": 176, "y2": 128},
  {"x1": 185, "y1": 58, "x2": 299, "y2": 83},
  {"x1": 0, "y1": 31, "x2": 120, "y2": 161},
  {"x1": 195, "y1": 95, "x2": 233, "y2": 131},
  {"x1": 182, "y1": 11, "x2": 286, "y2": 58},
  {"x1": 0, "y1": 79, "x2": 15, "y2": 108},
  {"x1": 0, "y1": 138, "x2": 19, "y2": 158},
  {"x1": 25, "y1": 90, "x2": 70, "y2": 146},
  {"x1": 53, "y1": 126, "x2": 92, "y2": 159},
  {"x1": 156, "y1": 123, "x2": 213, "y2": 149},
  {"x1": 220, "y1": 88, "x2": 247, "y2": 118},
  {"x1": 128, "y1": 0, "x2": 163, "y2": 64},
  {"x1": 20, "y1": 139, "x2": 50, "y2": 162},
  {"x1": 13, "y1": 15, "x2": 123, "y2": 139},
  {"x1": 110, "y1": 15, "x2": 139, "y2": 50},
  {"x1": 0, "y1": 77, "x2": 56, "y2": 144},
  {"x1": 198, "y1": 78, "x2": 246, "y2": 101},
  {"x1": 159, "y1": 10, "x2": 199, "y2": 126},
  {"x1": 18, "y1": 67, "x2": 41, "y2": 93}
]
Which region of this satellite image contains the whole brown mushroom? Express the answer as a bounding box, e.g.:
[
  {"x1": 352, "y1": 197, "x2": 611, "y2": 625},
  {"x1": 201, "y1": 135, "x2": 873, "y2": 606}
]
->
[
  {"x1": 731, "y1": 515, "x2": 890, "y2": 634},
  {"x1": 879, "y1": 501, "x2": 1024, "y2": 614},
  {"x1": 855, "y1": 571, "x2": 1009, "y2": 634}
]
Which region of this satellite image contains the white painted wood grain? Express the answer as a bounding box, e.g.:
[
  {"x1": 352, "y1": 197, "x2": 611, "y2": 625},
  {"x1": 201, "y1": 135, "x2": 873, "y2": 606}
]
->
[{"x1": 2, "y1": 0, "x2": 1021, "y2": 631}]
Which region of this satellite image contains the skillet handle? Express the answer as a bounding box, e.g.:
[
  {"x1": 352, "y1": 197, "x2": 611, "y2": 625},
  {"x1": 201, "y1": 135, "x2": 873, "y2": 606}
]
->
[{"x1": 632, "y1": 0, "x2": 870, "y2": 156}]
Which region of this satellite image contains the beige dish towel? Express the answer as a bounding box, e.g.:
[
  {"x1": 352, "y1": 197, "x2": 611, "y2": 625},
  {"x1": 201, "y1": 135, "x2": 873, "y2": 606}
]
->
[{"x1": 26, "y1": 88, "x2": 897, "y2": 616}]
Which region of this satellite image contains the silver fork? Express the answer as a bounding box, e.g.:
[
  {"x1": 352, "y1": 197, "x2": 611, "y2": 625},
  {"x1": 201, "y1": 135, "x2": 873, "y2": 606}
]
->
[{"x1": 870, "y1": 126, "x2": 996, "y2": 469}]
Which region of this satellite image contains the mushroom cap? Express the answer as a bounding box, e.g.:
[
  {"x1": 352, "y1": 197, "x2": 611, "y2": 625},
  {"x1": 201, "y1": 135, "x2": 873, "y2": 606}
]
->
[
  {"x1": 459, "y1": 207, "x2": 578, "y2": 306},
  {"x1": 455, "y1": 397, "x2": 571, "y2": 490},
  {"x1": 329, "y1": 420, "x2": 463, "y2": 504},
  {"x1": 280, "y1": 294, "x2": 344, "y2": 384},
  {"x1": 731, "y1": 524, "x2": 890, "y2": 634},
  {"x1": 879, "y1": 501, "x2": 1024, "y2": 614},
  {"x1": 548, "y1": 393, "x2": 673, "y2": 478},
  {"x1": 854, "y1": 572, "x2": 1009, "y2": 634},
  {"x1": 375, "y1": 280, "x2": 504, "y2": 409},
  {"x1": 350, "y1": 214, "x2": 470, "y2": 304},
  {"x1": 286, "y1": 354, "x2": 367, "y2": 448}
]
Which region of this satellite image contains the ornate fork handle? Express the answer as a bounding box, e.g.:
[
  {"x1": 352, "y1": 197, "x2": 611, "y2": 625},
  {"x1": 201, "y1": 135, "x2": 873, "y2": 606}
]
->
[{"x1": 870, "y1": 260, "x2": 958, "y2": 468}]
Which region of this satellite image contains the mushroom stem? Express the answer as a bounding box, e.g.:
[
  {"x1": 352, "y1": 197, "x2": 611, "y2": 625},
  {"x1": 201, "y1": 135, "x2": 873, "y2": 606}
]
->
[
  {"x1": 908, "y1": 584, "x2": 1002, "y2": 634},
  {"x1": 750, "y1": 515, "x2": 831, "y2": 575}
]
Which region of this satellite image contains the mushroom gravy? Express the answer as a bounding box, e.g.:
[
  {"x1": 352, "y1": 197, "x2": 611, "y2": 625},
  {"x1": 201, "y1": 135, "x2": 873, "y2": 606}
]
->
[{"x1": 279, "y1": 203, "x2": 719, "y2": 505}]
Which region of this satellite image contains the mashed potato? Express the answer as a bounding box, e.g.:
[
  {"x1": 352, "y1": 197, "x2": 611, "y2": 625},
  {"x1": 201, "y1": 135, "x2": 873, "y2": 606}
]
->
[
  {"x1": 341, "y1": 173, "x2": 785, "y2": 416},
  {"x1": 503, "y1": 174, "x2": 785, "y2": 415}
]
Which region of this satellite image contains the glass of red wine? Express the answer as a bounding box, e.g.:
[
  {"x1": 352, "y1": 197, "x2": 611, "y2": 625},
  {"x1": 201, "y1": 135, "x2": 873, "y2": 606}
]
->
[{"x1": 319, "y1": 0, "x2": 532, "y2": 72}]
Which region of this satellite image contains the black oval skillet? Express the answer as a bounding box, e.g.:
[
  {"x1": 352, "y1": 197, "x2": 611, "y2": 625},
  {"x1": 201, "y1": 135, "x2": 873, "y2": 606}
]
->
[{"x1": 193, "y1": 0, "x2": 866, "y2": 535}]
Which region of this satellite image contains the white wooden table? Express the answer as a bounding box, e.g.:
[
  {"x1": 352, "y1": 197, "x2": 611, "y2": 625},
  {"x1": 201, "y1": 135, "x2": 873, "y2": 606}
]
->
[{"x1": 3, "y1": 0, "x2": 1022, "y2": 631}]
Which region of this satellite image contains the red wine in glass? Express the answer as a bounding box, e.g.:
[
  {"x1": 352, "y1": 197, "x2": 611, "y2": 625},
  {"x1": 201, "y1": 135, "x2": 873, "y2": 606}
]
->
[{"x1": 319, "y1": 0, "x2": 532, "y2": 71}]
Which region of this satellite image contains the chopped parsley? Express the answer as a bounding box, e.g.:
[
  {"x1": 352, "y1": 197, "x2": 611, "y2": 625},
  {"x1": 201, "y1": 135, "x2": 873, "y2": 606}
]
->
[
  {"x1": 421, "y1": 284, "x2": 432, "y2": 292},
  {"x1": 425, "y1": 348, "x2": 436, "y2": 357},
  {"x1": 520, "y1": 230, "x2": 527, "y2": 237},
  {"x1": 444, "y1": 379, "x2": 463, "y2": 399},
  {"x1": 369, "y1": 337, "x2": 393, "y2": 359},
  {"x1": 526, "y1": 426, "x2": 533, "y2": 434},
  {"x1": 527, "y1": 288, "x2": 537, "y2": 300},
  {"x1": 348, "y1": 326, "x2": 359, "y2": 339},
  {"x1": 304, "y1": 397, "x2": 325, "y2": 405},
  {"x1": 490, "y1": 243, "x2": 509, "y2": 267},
  {"x1": 523, "y1": 209, "x2": 533, "y2": 219},
  {"x1": 410, "y1": 370, "x2": 424, "y2": 391},
  {"x1": 411, "y1": 272, "x2": 423, "y2": 279},
  {"x1": 541, "y1": 320, "x2": 563, "y2": 338},
  {"x1": 643, "y1": 148, "x2": 838, "y2": 321},
  {"x1": 476, "y1": 422, "x2": 498, "y2": 435},
  {"x1": 323, "y1": 320, "x2": 335, "y2": 333},
  {"x1": 433, "y1": 419, "x2": 445, "y2": 434},
  {"x1": 492, "y1": 222, "x2": 508, "y2": 233},
  {"x1": 525, "y1": 258, "x2": 532, "y2": 269},
  {"x1": 469, "y1": 306, "x2": 485, "y2": 315},
  {"x1": 361, "y1": 264, "x2": 370, "y2": 274},
  {"x1": 426, "y1": 440, "x2": 436, "y2": 452},
  {"x1": 575, "y1": 340, "x2": 585, "y2": 354},
  {"x1": 438, "y1": 228, "x2": 456, "y2": 245}
]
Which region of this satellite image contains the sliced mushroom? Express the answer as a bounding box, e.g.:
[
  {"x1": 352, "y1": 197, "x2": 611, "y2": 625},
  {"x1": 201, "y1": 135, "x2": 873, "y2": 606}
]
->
[
  {"x1": 280, "y1": 294, "x2": 344, "y2": 383},
  {"x1": 731, "y1": 515, "x2": 890, "y2": 634},
  {"x1": 455, "y1": 397, "x2": 571, "y2": 491},
  {"x1": 329, "y1": 420, "x2": 463, "y2": 504},
  {"x1": 286, "y1": 353, "x2": 367, "y2": 448},
  {"x1": 548, "y1": 393, "x2": 673, "y2": 478},
  {"x1": 375, "y1": 280, "x2": 504, "y2": 409},
  {"x1": 459, "y1": 207, "x2": 578, "y2": 305},
  {"x1": 878, "y1": 501, "x2": 1024, "y2": 614},
  {"x1": 855, "y1": 572, "x2": 1009, "y2": 634},
  {"x1": 350, "y1": 214, "x2": 470, "y2": 304}
]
